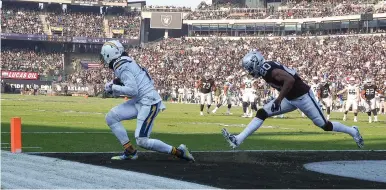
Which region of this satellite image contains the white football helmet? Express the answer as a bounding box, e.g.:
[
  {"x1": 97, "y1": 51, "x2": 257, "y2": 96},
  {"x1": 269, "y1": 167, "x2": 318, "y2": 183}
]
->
[
  {"x1": 100, "y1": 40, "x2": 125, "y2": 66},
  {"x1": 349, "y1": 77, "x2": 355, "y2": 85},
  {"x1": 312, "y1": 76, "x2": 319, "y2": 83},
  {"x1": 241, "y1": 51, "x2": 265, "y2": 77},
  {"x1": 365, "y1": 78, "x2": 372, "y2": 84}
]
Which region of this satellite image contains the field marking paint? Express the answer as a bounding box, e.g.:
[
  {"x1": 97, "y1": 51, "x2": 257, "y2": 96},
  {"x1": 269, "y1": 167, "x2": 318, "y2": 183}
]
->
[
  {"x1": 304, "y1": 160, "x2": 386, "y2": 183},
  {"x1": 2, "y1": 147, "x2": 42, "y2": 149},
  {"x1": 1, "y1": 150, "x2": 215, "y2": 189},
  {"x1": 26, "y1": 150, "x2": 386, "y2": 154}
]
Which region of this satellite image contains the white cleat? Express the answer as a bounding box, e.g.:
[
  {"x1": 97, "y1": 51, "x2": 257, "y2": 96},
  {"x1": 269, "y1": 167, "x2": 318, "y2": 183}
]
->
[
  {"x1": 352, "y1": 126, "x2": 364, "y2": 149},
  {"x1": 212, "y1": 109, "x2": 217, "y2": 114},
  {"x1": 369, "y1": 118, "x2": 372, "y2": 123},
  {"x1": 200, "y1": 112, "x2": 204, "y2": 116},
  {"x1": 221, "y1": 128, "x2": 239, "y2": 149},
  {"x1": 241, "y1": 113, "x2": 248, "y2": 118},
  {"x1": 354, "y1": 118, "x2": 358, "y2": 122},
  {"x1": 225, "y1": 112, "x2": 233, "y2": 115}
]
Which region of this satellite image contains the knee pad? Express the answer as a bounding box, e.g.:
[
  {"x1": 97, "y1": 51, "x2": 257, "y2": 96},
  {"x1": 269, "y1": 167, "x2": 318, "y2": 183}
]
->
[
  {"x1": 255, "y1": 109, "x2": 268, "y2": 120},
  {"x1": 135, "y1": 137, "x2": 154, "y2": 150},
  {"x1": 105, "y1": 110, "x2": 120, "y2": 126},
  {"x1": 322, "y1": 121, "x2": 333, "y2": 131}
]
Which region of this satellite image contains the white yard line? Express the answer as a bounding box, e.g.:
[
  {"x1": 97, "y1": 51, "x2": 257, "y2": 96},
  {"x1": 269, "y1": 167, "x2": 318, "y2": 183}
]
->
[
  {"x1": 2, "y1": 147, "x2": 42, "y2": 149},
  {"x1": 26, "y1": 150, "x2": 386, "y2": 154},
  {"x1": 304, "y1": 160, "x2": 386, "y2": 183},
  {"x1": 1, "y1": 150, "x2": 215, "y2": 189}
]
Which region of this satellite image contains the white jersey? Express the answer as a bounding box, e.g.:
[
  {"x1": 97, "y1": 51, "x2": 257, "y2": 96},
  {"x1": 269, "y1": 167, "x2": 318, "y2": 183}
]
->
[
  {"x1": 243, "y1": 78, "x2": 254, "y2": 94},
  {"x1": 112, "y1": 56, "x2": 161, "y2": 105},
  {"x1": 224, "y1": 81, "x2": 234, "y2": 96},
  {"x1": 310, "y1": 83, "x2": 319, "y2": 96},
  {"x1": 346, "y1": 84, "x2": 359, "y2": 100},
  {"x1": 178, "y1": 88, "x2": 184, "y2": 94}
]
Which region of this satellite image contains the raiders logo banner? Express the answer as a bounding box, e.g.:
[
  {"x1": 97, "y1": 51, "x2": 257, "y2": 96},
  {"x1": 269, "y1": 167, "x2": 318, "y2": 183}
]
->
[{"x1": 150, "y1": 12, "x2": 182, "y2": 29}]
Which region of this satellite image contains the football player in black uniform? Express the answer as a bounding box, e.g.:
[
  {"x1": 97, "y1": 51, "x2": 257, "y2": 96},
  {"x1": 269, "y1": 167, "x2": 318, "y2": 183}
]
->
[
  {"x1": 221, "y1": 51, "x2": 364, "y2": 149},
  {"x1": 318, "y1": 79, "x2": 332, "y2": 120},
  {"x1": 361, "y1": 79, "x2": 378, "y2": 123},
  {"x1": 198, "y1": 72, "x2": 216, "y2": 116}
]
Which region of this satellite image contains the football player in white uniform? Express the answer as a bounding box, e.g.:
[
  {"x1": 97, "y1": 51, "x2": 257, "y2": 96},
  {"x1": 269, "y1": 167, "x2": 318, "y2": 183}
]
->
[
  {"x1": 222, "y1": 51, "x2": 363, "y2": 149},
  {"x1": 241, "y1": 74, "x2": 258, "y2": 118},
  {"x1": 302, "y1": 76, "x2": 320, "y2": 118},
  {"x1": 361, "y1": 79, "x2": 378, "y2": 123},
  {"x1": 101, "y1": 40, "x2": 194, "y2": 161},
  {"x1": 212, "y1": 76, "x2": 235, "y2": 115},
  {"x1": 337, "y1": 77, "x2": 360, "y2": 122}
]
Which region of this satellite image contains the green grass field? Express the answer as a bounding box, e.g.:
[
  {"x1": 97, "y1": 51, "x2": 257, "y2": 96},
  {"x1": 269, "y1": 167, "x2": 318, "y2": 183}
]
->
[{"x1": 1, "y1": 94, "x2": 385, "y2": 152}]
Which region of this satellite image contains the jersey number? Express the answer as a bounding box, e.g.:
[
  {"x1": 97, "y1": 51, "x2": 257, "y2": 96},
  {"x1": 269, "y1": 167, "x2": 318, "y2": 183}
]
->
[
  {"x1": 366, "y1": 89, "x2": 375, "y2": 95},
  {"x1": 259, "y1": 62, "x2": 296, "y2": 77},
  {"x1": 202, "y1": 82, "x2": 211, "y2": 90},
  {"x1": 245, "y1": 82, "x2": 252, "y2": 88},
  {"x1": 348, "y1": 89, "x2": 356, "y2": 95}
]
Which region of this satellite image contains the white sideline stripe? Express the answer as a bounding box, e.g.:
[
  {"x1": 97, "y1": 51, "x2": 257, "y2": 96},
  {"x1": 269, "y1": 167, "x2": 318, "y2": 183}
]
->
[
  {"x1": 26, "y1": 150, "x2": 386, "y2": 154},
  {"x1": 2, "y1": 147, "x2": 42, "y2": 149},
  {"x1": 1, "y1": 143, "x2": 10, "y2": 144},
  {"x1": 1, "y1": 150, "x2": 215, "y2": 189},
  {"x1": 304, "y1": 160, "x2": 386, "y2": 183},
  {"x1": 1, "y1": 132, "x2": 111, "y2": 134}
]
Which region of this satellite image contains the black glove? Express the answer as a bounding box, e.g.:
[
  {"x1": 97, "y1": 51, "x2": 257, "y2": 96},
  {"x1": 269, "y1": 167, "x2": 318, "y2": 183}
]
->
[
  {"x1": 113, "y1": 78, "x2": 124, "y2": 86},
  {"x1": 271, "y1": 99, "x2": 281, "y2": 112}
]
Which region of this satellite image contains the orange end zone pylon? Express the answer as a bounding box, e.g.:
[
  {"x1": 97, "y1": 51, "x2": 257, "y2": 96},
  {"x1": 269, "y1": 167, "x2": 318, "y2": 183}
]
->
[{"x1": 10, "y1": 117, "x2": 22, "y2": 153}]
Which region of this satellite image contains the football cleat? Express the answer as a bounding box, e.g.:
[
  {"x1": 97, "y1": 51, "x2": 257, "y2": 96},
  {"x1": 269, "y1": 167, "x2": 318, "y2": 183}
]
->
[
  {"x1": 221, "y1": 128, "x2": 239, "y2": 149},
  {"x1": 352, "y1": 126, "x2": 364, "y2": 149},
  {"x1": 177, "y1": 144, "x2": 195, "y2": 162},
  {"x1": 200, "y1": 112, "x2": 204, "y2": 116},
  {"x1": 111, "y1": 150, "x2": 138, "y2": 160}
]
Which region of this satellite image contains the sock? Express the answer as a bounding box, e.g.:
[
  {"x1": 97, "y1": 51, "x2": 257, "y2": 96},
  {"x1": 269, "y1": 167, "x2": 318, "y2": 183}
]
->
[
  {"x1": 123, "y1": 141, "x2": 137, "y2": 155},
  {"x1": 171, "y1": 146, "x2": 183, "y2": 157},
  {"x1": 110, "y1": 123, "x2": 130, "y2": 146},
  {"x1": 200, "y1": 104, "x2": 204, "y2": 111},
  {"x1": 354, "y1": 112, "x2": 358, "y2": 116},
  {"x1": 217, "y1": 104, "x2": 222, "y2": 108},
  {"x1": 207, "y1": 104, "x2": 211, "y2": 110},
  {"x1": 146, "y1": 138, "x2": 173, "y2": 154},
  {"x1": 327, "y1": 107, "x2": 331, "y2": 115},
  {"x1": 367, "y1": 112, "x2": 371, "y2": 116},
  {"x1": 236, "y1": 118, "x2": 264, "y2": 144},
  {"x1": 344, "y1": 111, "x2": 348, "y2": 115},
  {"x1": 243, "y1": 105, "x2": 247, "y2": 113},
  {"x1": 331, "y1": 121, "x2": 356, "y2": 137}
]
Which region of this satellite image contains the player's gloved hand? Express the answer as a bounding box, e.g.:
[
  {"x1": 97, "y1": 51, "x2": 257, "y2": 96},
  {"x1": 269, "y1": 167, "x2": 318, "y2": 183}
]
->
[
  {"x1": 104, "y1": 81, "x2": 113, "y2": 93},
  {"x1": 271, "y1": 99, "x2": 281, "y2": 112}
]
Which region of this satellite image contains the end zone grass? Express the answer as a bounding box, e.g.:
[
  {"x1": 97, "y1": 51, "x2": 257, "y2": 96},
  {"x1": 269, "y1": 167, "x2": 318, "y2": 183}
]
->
[{"x1": 1, "y1": 94, "x2": 385, "y2": 152}]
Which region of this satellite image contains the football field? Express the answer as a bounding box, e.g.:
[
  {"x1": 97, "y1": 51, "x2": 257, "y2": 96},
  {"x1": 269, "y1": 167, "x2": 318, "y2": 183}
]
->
[
  {"x1": 2, "y1": 94, "x2": 386, "y2": 189},
  {"x1": 1, "y1": 94, "x2": 386, "y2": 152}
]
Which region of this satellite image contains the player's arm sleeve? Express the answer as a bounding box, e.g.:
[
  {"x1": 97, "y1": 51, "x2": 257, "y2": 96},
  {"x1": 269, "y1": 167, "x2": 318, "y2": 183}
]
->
[{"x1": 112, "y1": 70, "x2": 138, "y2": 97}]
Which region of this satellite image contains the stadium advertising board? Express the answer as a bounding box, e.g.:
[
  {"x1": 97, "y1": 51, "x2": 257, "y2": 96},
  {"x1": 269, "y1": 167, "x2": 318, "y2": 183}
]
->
[
  {"x1": 1, "y1": 71, "x2": 39, "y2": 80},
  {"x1": 72, "y1": 0, "x2": 101, "y2": 6},
  {"x1": 150, "y1": 12, "x2": 182, "y2": 29},
  {"x1": 1, "y1": 33, "x2": 139, "y2": 45},
  {"x1": 2, "y1": 79, "x2": 52, "y2": 89}
]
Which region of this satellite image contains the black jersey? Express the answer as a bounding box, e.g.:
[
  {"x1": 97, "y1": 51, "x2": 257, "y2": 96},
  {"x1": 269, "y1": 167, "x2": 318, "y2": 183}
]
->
[
  {"x1": 363, "y1": 84, "x2": 377, "y2": 100},
  {"x1": 319, "y1": 83, "x2": 330, "y2": 98},
  {"x1": 200, "y1": 77, "x2": 215, "y2": 94},
  {"x1": 254, "y1": 61, "x2": 310, "y2": 100}
]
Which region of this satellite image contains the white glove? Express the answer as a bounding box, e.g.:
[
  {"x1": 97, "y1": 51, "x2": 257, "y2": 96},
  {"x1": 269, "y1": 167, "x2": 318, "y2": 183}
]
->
[{"x1": 104, "y1": 81, "x2": 113, "y2": 93}]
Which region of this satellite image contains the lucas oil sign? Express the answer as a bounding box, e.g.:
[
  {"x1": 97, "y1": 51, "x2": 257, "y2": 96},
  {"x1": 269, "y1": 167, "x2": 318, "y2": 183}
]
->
[{"x1": 1, "y1": 71, "x2": 39, "y2": 80}]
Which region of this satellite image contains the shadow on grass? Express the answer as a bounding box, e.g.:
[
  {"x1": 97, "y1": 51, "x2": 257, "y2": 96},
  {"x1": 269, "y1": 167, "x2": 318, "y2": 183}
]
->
[{"x1": 2, "y1": 122, "x2": 386, "y2": 152}]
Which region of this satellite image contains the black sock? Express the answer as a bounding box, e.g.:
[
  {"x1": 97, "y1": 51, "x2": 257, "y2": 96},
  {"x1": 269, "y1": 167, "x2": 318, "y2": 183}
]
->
[{"x1": 200, "y1": 104, "x2": 204, "y2": 111}]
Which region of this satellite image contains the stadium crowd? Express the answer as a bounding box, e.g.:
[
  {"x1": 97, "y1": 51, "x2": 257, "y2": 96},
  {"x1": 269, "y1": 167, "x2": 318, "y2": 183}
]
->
[
  {"x1": 108, "y1": 12, "x2": 142, "y2": 39},
  {"x1": 1, "y1": 9, "x2": 45, "y2": 35},
  {"x1": 1, "y1": 48, "x2": 63, "y2": 76}
]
